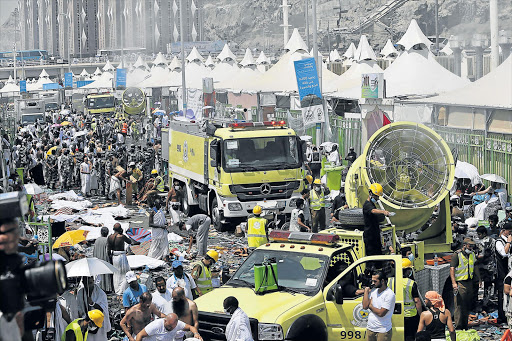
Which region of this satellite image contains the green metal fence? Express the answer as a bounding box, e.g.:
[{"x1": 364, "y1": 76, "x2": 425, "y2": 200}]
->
[{"x1": 432, "y1": 125, "x2": 512, "y2": 201}]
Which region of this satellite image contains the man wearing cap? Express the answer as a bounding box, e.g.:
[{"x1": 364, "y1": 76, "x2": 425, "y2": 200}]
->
[
  {"x1": 62, "y1": 309, "x2": 104, "y2": 341},
  {"x1": 123, "y1": 271, "x2": 148, "y2": 309},
  {"x1": 178, "y1": 213, "x2": 212, "y2": 258},
  {"x1": 166, "y1": 260, "x2": 198, "y2": 300},
  {"x1": 495, "y1": 222, "x2": 512, "y2": 324},
  {"x1": 344, "y1": 146, "x2": 357, "y2": 166},
  {"x1": 450, "y1": 237, "x2": 479, "y2": 329}
]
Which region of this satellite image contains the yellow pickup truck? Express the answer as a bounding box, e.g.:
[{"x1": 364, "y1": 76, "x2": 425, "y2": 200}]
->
[{"x1": 195, "y1": 230, "x2": 405, "y2": 341}]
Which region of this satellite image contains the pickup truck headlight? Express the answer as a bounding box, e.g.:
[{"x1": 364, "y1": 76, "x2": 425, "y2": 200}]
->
[
  {"x1": 227, "y1": 203, "x2": 243, "y2": 211},
  {"x1": 258, "y1": 323, "x2": 284, "y2": 340}
]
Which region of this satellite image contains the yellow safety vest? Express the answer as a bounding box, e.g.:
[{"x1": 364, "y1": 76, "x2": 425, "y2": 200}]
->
[
  {"x1": 310, "y1": 189, "x2": 325, "y2": 210},
  {"x1": 247, "y1": 217, "x2": 268, "y2": 248},
  {"x1": 195, "y1": 261, "x2": 213, "y2": 294},
  {"x1": 455, "y1": 251, "x2": 475, "y2": 281},
  {"x1": 155, "y1": 176, "x2": 164, "y2": 192},
  {"x1": 61, "y1": 318, "x2": 88, "y2": 341},
  {"x1": 403, "y1": 278, "x2": 417, "y2": 317}
]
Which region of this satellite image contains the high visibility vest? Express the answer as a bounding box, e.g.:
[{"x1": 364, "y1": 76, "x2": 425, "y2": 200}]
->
[
  {"x1": 247, "y1": 217, "x2": 267, "y2": 248},
  {"x1": 455, "y1": 251, "x2": 475, "y2": 281},
  {"x1": 310, "y1": 189, "x2": 325, "y2": 210},
  {"x1": 121, "y1": 123, "x2": 128, "y2": 134},
  {"x1": 403, "y1": 278, "x2": 417, "y2": 317},
  {"x1": 155, "y1": 175, "x2": 164, "y2": 192},
  {"x1": 195, "y1": 261, "x2": 213, "y2": 294},
  {"x1": 61, "y1": 318, "x2": 88, "y2": 341}
]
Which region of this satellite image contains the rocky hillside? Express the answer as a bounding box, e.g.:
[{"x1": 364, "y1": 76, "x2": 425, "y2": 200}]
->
[{"x1": 202, "y1": 0, "x2": 512, "y2": 54}]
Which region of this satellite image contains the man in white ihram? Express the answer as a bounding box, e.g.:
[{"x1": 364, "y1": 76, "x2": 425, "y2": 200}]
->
[
  {"x1": 223, "y1": 296, "x2": 254, "y2": 341},
  {"x1": 362, "y1": 270, "x2": 396, "y2": 341}
]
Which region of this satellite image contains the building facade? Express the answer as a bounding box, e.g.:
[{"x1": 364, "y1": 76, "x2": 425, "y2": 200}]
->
[{"x1": 18, "y1": 0, "x2": 204, "y2": 57}]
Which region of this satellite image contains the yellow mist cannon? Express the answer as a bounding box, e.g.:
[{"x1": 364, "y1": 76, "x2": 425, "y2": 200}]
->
[{"x1": 345, "y1": 122, "x2": 455, "y2": 252}]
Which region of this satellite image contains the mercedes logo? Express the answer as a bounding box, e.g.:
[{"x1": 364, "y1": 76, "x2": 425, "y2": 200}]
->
[{"x1": 260, "y1": 183, "x2": 271, "y2": 195}]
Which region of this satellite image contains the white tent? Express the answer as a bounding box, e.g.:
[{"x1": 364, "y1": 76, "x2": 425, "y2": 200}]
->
[
  {"x1": 417, "y1": 55, "x2": 512, "y2": 109},
  {"x1": 0, "y1": 75, "x2": 19, "y2": 93},
  {"x1": 205, "y1": 54, "x2": 215, "y2": 69},
  {"x1": 256, "y1": 51, "x2": 271, "y2": 73},
  {"x1": 103, "y1": 60, "x2": 115, "y2": 72},
  {"x1": 27, "y1": 69, "x2": 55, "y2": 91},
  {"x1": 186, "y1": 47, "x2": 205, "y2": 63},
  {"x1": 152, "y1": 52, "x2": 168, "y2": 67},
  {"x1": 81, "y1": 72, "x2": 113, "y2": 89},
  {"x1": 354, "y1": 35, "x2": 377, "y2": 61},
  {"x1": 343, "y1": 43, "x2": 357, "y2": 59},
  {"x1": 329, "y1": 49, "x2": 342, "y2": 62},
  {"x1": 92, "y1": 67, "x2": 103, "y2": 80},
  {"x1": 128, "y1": 56, "x2": 150, "y2": 86},
  {"x1": 169, "y1": 56, "x2": 182, "y2": 71},
  {"x1": 380, "y1": 39, "x2": 398, "y2": 59},
  {"x1": 217, "y1": 48, "x2": 262, "y2": 90},
  {"x1": 233, "y1": 28, "x2": 338, "y2": 93},
  {"x1": 79, "y1": 69, "x2": 90, "y2": 78},
  {"x1": 440, "y1": 42, "x2": 453, "y2": 56},
  {"x1": 239, "y1": 48, "x2": 256, "y2": 67},
  {"x1": 396, "y1": 19, "x2": 432, "y2": 51},
  {"x1": 133, "y1": 56, "x2": 149, "y2": 71},
  {"x1": 210, "y1": 44, "x2": 240, "y2": 83}
]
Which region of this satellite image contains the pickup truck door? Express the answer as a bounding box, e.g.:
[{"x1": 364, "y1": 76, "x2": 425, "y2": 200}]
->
[{"x1": 323, "y1": 255, "x2": 404, "y2": 341}]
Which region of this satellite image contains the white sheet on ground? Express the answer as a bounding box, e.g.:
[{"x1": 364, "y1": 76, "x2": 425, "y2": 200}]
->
[
  {"x1": 168, "y1": 232, "x2": 184, "y2": 242},
  {"x1": 40, "y1": 214, "x2": 81, "y2": 223},
  {"x1": 91, "y1": 205, "x2": 130, "y2": 218},
  {"x1": 49, "y1": 190, "x2": 83, "y2": 201},
  {"x1": 79, "y1": 222, "x2": 129, "y2": 241},
  {"x1": 127, "y1": 255, "x2": 166, "y2": 269},
  {"x1": 51, "y1": 199, "x2": 93, "y2": 211}
]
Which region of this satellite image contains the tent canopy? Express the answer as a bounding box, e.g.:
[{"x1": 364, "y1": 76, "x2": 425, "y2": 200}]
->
[{"x1": 396, "y1": 19, "x2": 432, "y2": 51}]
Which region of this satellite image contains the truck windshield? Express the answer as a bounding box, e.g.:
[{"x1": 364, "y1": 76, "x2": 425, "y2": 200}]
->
[
  {"x1": 87, "y1": 96, "x2": 114, "y2": 109},
  {"x1": 228, "y1": 249, "x2": 328, "y2": 294},
  {"x1": 45, "y1": 102, "x2": 59, "y2": 111},
  {"x1": 223, "y1": 136, "x2": 300, "y2": 172},
  {"x1": 22, "y1": 114, "x2": 44, "y2": 123}
]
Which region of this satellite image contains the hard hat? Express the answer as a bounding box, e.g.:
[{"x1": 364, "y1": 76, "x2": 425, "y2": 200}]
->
[
  {"x1": 402, "y1": 258, "x2": 413, "y2": 269},
  {"x1": 306, "y1": 175, "x2": 313, "y2": 184},
  {"x1": 151, "y1": 169, "x2": 158, "y2": 175},
  {"x1": 369, "y1": 183, "x2": 383, "y2": 197},
  {"x1": 88, "y1": 309, "x2": 104, "y2": 328},
  {"x1": 313, "y1": 179, "x2": 322, "y2": 185},
  {"x1": 206, "y1": 250, "x2": 219, "y2": 263},
  {"x1": 253, "y1": 205, "x2": 262, "y2": 215}
]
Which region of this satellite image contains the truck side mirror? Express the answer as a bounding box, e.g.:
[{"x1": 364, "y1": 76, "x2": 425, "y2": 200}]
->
[
  {"x1": 210, "y1": 140, "x2": 220, "y2": 168},
  {"x1": 334, "y1": 284, "x2": 344, "y2": 305},
  {"x1": 299, "y1": 138, "x2": 307, "y2": 163}
]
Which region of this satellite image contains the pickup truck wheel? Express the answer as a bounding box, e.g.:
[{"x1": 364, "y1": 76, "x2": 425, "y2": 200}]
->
[
  {"x1": 211, "y1": 198, "x2": 228, "y2": 232},
  {"x1": 286, "y1": 315, "x2": 327, "y2": 341}
]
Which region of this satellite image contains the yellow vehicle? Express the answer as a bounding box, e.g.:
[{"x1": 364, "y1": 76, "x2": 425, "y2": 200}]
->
[
  {"x1": 166, "y1": 120, "x2": 305, "y2": 230},
  {"x1": 84, "y1": 93, "x2": 116, "y2": 116},
  {"x1": 195, "y1": 230, "x2": 405, "y2": 341}
]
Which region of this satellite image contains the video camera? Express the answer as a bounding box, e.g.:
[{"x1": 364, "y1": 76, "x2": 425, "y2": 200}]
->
[{"x1": 0, "y1": 192, "x2": 67, "y2": 325}]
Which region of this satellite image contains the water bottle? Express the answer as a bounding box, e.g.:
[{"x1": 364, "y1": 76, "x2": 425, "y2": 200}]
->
[{"x1": 434, "y1": 254, "x2": 439, "y2": 267}]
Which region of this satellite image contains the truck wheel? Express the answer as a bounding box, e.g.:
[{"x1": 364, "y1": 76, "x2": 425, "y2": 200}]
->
[
  {"x1": 211, "y1": 198, "x2": 228, "y2": 232},
  {"x1": 286, "y1": 315, "x2": 327, "y2": 341},
  {"x1": 336, "y1": 208, "x2": 365, "y2": 227},
  {"x1": 181, "y1": 195, "x2": 191, "y2": 217}
]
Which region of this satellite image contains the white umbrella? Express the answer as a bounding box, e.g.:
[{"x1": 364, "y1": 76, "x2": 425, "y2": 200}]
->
[
  {"x1": 480, "y1": 173, "x2": 508, "y2": 184},
  {"x1": 454, "y1": 161, "x2": 481, "y2": 186},
  {"x1": 65, "y1": 257, "x2": 117, "y2": 277},
  {"x1": 24, "y1": 183, "x2": 44, "y2": 195}
]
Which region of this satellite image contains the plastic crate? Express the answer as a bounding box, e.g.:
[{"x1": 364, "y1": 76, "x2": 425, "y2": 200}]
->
[{"x1": 425, "y1": 263, "x2": 451, "y2": 293}]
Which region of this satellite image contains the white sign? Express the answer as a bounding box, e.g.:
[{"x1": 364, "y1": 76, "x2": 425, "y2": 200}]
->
[
  {"x1": 302, "y1": 104, "x2": 325, "y2": 127},
  {"x1": 177, "y1": 88, "x2": 203, "y2": 120}
]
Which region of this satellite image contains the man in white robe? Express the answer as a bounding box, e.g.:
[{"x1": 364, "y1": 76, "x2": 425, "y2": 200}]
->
[
  {"x1": 223, "y1": 296, "x2": 253, "y2": 341},
  {"x1": 77, "y1": 277, "x2": 111, "y2": 341},
  {"x1": 80, "y1": 157, "x2": 91, "y2": 196}
]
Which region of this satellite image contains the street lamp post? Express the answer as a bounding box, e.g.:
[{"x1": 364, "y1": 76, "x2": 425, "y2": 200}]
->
[{"x1": 179, "y1": 0, "x2": 187, "y2": 115}]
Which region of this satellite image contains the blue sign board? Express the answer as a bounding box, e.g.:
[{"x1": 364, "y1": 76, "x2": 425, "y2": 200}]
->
[
  {"x1": 293, "y1": 57, "x2": 322, "y2": 100},
  {"x1": 116, "y1": 68, "x2": 127, "y2": 88},
  {"x1": 64, "y1": 72, "x2": 73, "y2": 88},
  {"x1": 170, "y1": 40, "x2": 226, "y2": 54},
  {"x1": 20, "y1": 80, "x2": 26, "y2": 93},
  {"x1": 76, "y1": 80, "x2": 94, "y2": 88},
  {"x1": 43, "y1": 83, "x2": 61, "y2": 90}
]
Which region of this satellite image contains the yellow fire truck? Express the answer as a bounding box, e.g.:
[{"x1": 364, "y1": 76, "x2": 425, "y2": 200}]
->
[{"x1": 166, "y1": 120, "x2": 306, "y2": 230}]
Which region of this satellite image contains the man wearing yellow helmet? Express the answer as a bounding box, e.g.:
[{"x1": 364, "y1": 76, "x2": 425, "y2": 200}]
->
[
  {"x1": 363, "y1": 183, "x2": 391, "y2": 256},
  {"x1": 401, "y1": 259, "x2": 422, "y2": 341},
  {"x1": 247, "y1": 205, "x2": 268, "y2": 249},
  {"x1": 62, "y1": 309, "x2": 104, "y2": 341},
  {"x1": 191, "y1": 250, "x2": 219, "y2": 295}
]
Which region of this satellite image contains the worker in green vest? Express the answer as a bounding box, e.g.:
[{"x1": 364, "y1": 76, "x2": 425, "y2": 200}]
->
[
  {"x1": 192, "y1": 250, "x2": 219, "y2": 296},
  {"x1": 139, "y1": 169, "x2": 164, "y2": 206},
  {"x1": 310, "y1": 179, "x2": 330, "y2": 233},
  {"x1": 247, "y1": 205, "x2": 268, "y2": 249},
  {"x1": 402, "y1": 258, "x2": 422, "y2": 341},
  {"x1": 450, "y1": 237, "x2": 478, "y2": 330},
  {"x1": 62, "y1": 309, "x2": 104, "y2": 341}
]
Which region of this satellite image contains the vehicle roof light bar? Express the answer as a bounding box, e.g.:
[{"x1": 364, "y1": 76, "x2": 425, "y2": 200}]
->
[
  {"x1": 268, "y1": 231, "x2": 339, "y2": 246},
  {"x1": 228, "y1": 121, "x2": 287, "y2": 130}
]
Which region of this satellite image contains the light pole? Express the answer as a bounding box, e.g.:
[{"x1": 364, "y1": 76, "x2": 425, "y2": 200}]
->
[
  {"x1": 305, "y1": 0, "x2": 310, "y2": 49},
  {"x1": 179, "y1": 0, "x2": 187, "y2": 115},
  {"x1": 435, "y1": 0, "x2": 439, "y2": 55},
  {"x1": 58, "y1": 13, "x2": 71, "y2": 73}
]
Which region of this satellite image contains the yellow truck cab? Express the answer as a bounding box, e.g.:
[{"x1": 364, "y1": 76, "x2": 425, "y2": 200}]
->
[
  {"x1": 167, "y1": 120, "x2": 305, "y2": 230},
  {"x1": 195, "y1": 230, "x2": 405, "y2": 341},
  {"x1": 84, "y1": 93, "x2": 116, "y2": 116}
]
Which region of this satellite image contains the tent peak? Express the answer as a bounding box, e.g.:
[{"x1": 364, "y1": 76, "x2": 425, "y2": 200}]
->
[
  {"x1": 217, "y1": 44, "x2": 237, "y2": 62},
  {"x1": 285, "y1": 28, "x2": 309, "y2": 54},
  {"x1": 239, "y1": 48, "x2": 256, "y2": 67},
  {"x1": 256, "y1": 51, "x2": 270, "y2": 65},
  {"x1": 343, "y1": 42, "x2": 357, "y2": 59},
  {"x1": 396, "y1": 19, "x2": 432, "y2": 52},
  {"x1": 354, "y1": 35, "x2": 377, "y2": 61},
  {"x1": 186, "y1": 47, "x2": 204, "y2": 63}
]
